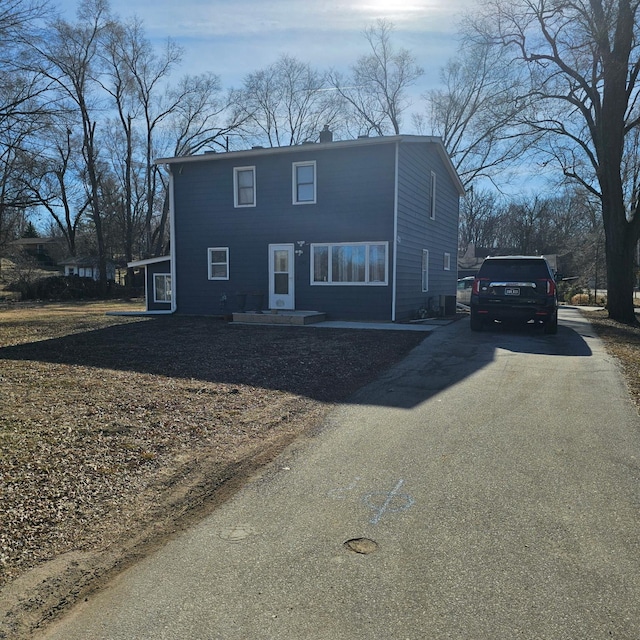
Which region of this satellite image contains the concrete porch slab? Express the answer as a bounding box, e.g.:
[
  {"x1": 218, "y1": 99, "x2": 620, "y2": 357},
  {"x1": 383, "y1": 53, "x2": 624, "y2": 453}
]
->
[{"x1": 232, "y1": 310, "x2": 327, "y2": 325}]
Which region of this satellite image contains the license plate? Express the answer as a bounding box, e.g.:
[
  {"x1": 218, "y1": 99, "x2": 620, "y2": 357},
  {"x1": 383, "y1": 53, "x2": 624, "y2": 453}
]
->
[{"x1": 505, "y1": 288, "x2": 520, "y2": 296}]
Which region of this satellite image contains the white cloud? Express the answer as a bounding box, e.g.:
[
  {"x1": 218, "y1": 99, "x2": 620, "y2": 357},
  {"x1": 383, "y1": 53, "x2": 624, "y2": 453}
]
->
[
  {"x1": 56, "y1": 0, "x2": 473, "y2": 93},
  {"x1": 117, "y1": 0, "x2": 460, "y2": 38}
]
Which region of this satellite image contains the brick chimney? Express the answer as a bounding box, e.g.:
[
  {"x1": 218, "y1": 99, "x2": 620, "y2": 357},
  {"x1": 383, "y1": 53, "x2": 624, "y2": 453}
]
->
[{"x1": 319, "y1": 125, "x2": 333, "y2": 143}]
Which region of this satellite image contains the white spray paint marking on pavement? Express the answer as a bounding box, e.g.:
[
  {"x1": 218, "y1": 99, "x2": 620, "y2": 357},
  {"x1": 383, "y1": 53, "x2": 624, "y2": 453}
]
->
[
  {"x1": 327, "y1": 477, "x2": 361, "y2": 499},
  {"x1": 328, "y1": 477, "x2": 415, "y2": 525},
  {"x1": 364, "y1": 479, "x2": 415, "y2": 525}
]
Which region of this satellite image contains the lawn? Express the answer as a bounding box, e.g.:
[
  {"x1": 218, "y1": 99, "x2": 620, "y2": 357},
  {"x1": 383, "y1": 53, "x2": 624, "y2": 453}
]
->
[
  {"x1": 0, "y1": 301, "x2": 427, "y2": 639},
  {"x1": 1, "y1": 302, "x2": 638, "y2": 640},
  {"x1": 581, "y1": 309, "x2": 640, "y2": 408}
]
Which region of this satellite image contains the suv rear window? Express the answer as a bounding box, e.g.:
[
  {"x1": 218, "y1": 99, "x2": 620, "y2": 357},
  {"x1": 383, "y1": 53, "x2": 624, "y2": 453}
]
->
[{"x1": 477, "y1": 258, "x2": 552, "y2": 280}]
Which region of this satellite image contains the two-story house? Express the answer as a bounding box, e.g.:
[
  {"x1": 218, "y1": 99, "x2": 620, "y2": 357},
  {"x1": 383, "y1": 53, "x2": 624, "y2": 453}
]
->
[{"x1": 132, "y1": 133, "x2": 464, "y2": 322}]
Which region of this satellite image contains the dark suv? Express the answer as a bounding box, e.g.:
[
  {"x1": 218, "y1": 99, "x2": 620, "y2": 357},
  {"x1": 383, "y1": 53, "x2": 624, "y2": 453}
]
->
[{"x1": 470, "y1": 256, "x2": 558, "y2": 333}]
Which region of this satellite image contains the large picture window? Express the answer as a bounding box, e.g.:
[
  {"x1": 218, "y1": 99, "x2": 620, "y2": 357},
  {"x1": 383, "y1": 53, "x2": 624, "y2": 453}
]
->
[
  {"x1": 153, "y1": 274, "x2": 172, "y2": 302},
  {"x1": 208, "y1": 247, "x2": 229, "y2": 280},
  {"x1": 234, "y1": 166, "x2": 255, "y2": 207},
  {"x1": 311, "y1": 242, "x2": 388, "y2": 285},
  {"x1": 293, "y1": 161, "x2": 316, "y2": 204}
]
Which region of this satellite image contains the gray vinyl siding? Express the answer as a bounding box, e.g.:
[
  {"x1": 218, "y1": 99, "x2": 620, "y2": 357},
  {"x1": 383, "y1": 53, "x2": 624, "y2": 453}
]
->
[
  {"x1": 172, "y1": 144, "x2": 397, "y2": 320},
  {"x1": 395, "y1": 142, "x2": 460, "y2": 321}
]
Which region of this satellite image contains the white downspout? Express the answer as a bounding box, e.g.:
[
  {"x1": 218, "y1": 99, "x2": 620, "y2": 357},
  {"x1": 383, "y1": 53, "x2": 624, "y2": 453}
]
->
[
  {"x1": 392, "y1": 142, "x2": 399, "y2": 322},
  {"x1": 169, "y1": 168, "x2": 177, "y2": 313}
]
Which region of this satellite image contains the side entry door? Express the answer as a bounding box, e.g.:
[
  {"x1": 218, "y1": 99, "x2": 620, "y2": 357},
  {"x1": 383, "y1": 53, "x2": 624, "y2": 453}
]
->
[{"x1": 269, "y1": 244, "x2": 295, "y2": 310}]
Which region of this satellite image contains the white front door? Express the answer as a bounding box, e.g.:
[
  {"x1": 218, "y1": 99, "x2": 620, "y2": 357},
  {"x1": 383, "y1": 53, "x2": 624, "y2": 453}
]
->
[{"x1": 269, "y1": 244, "x2": 295, "y2": 310}]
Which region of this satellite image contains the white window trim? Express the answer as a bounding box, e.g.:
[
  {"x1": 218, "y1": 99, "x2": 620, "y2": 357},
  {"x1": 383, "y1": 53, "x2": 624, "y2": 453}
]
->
[
  {"x1": 422, "y1": 249, "x2": 429, "y2": 292},
  {"x1": 292, "y1": 160, "x2": 317, "y2": 205},
  {"x1": 430, "y1": 171, "x2": 437, "y2": 220},
  {"x1": 444, "y1": 252, "x2": 451, "y2": 271},
  {"x1": 208, "y1": 247, "x2": 229, "y2": 280},
  {"x1": 153, "y1": 273, "x2": 172, "y2": 303},
  {"x1": 233, "y1": 166, "x2": 256, "y2": 208},
  {"x1": 310, "y1": 241, "x2": 388, "y2": 286}
]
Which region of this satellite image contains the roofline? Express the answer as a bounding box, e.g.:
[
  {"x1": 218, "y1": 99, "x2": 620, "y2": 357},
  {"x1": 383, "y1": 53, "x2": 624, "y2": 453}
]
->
[
  {"x1": 11, "y1": 237, "x2": 57, "y2": 243},
  {"x1": 128, "y1": 256, "x2": 171, "y2": 268},
  {"x1": 482, "y1": 255, "x2": 553, "y2": 259},
  {"x1": 59, "y1": 257, "x2": 113, "y2": 266},
  {"x1": 155, "y1": 135, "x2": 465, "y2": 196}
]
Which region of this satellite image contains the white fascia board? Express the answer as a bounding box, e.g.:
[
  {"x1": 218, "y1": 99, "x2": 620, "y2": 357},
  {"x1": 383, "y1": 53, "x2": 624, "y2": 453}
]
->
[{"x1": 128, "y1": 256, "x2": 171, "y2": 268}]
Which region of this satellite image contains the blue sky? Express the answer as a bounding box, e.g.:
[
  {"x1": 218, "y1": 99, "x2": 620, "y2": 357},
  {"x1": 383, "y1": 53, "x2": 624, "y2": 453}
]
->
[{"x1": 54, "y1": 0, "x2": 475, "y2": 103}]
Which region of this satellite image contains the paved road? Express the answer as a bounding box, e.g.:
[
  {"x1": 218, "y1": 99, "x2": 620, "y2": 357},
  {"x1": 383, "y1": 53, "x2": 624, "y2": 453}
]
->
[{"x1": 41, "y1": 308, "x2": 640, "y2": 639}]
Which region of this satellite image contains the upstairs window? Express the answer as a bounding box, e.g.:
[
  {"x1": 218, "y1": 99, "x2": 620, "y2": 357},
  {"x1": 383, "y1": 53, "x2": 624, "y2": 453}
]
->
[
  {"x1": 234, "y1": 167, "x2": 255, "y2": 207},
  {"x1": 293, "y1": 161, "x2": 316, "y2": 204},
  {"x1": 444, "y1": 252, "x2": 451, "y2": 271},
  {"x1": 429, "y1": 171, "x2": 437, "y2": 220}
]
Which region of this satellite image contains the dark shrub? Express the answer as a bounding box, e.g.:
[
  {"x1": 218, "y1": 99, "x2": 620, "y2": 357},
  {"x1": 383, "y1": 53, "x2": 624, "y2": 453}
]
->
[{"x1": 7, "y1": 275, "x2": 128, "y2": 301}]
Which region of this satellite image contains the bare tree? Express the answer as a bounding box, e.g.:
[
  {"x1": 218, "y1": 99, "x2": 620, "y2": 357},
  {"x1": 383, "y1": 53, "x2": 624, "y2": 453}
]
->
[
  {"x1": 502, "y1": 197, "x2": 555, "y2": 255},
  {"x1": 460, "y1": 183, "x2": 604, "y2": 286},
  {"x1": 0, "y1": 0, "x2": 51, "y2": 137},
  {"x1": 98, "y1": 16, "x2": 183, "y2": 267},
  {"x1": 459, "y1": 187, "x2": 501, "y2": 250},
  {"x1": 29, "y1": 0, "x2": 114, "y2": 290},
  {"x1": 239, "y1": 54, "x2": 342, "y2": 147},
  {"x1": 0, "y1": 125, "x2": 36, "y2": 266},
  {"x1": 418, "y1": 39, "x2": 534, "y2": 187},
  {"x1": 102, "y1": 19, "x2": 246, "y2": 258},
  {"x1": 329, "y1": 19, "x2": 423, "y2": 136},
  {"x1": 148, "y1": 76, "x2": 248, "y2": 256},
  {"x1": 0, "y1": 0, "x2": 53, "y2": 273},
  {"x1": 102, "y1": 19, "x2": 186, "y2": 257},
  {"x1": 22, "y1": 124, "x2": 90, "y2": 258},
  {"x1": 167, "y1": 79, "x2": 246, "y2": 157},
  {"x1": 472, "y1": 0, "x2": 640, "y2": 323}
]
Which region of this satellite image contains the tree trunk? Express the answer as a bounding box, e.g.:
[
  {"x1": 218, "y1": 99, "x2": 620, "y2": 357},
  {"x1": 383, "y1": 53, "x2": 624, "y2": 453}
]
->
[
  {"x1": 83, "y1": 117, "x2": 108, "y2": 295},
  {"x1": 152, "y1": 190, "x2": 170, "y2": 257},
  {"x1": 603, "y1": 199, "x2": 638, "y2": 323},
  {"x1": 597, "y1": 18, "x2": 640, "y2": 324}
]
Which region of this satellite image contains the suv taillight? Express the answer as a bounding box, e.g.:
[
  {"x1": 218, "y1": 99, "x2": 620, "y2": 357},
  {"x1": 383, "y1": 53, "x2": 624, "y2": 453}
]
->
[
  {"x1": 546, "y1": 279, "x2": 556, "y2": 295},
  {"x1": 472, "y1": 278, "x2": 487, "y2": 295}
]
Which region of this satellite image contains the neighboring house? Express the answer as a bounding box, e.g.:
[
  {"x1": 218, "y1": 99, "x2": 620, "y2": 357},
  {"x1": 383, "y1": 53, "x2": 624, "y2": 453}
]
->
[
  {"x1": 140, "y1": 133, "x2": 464, "y2": 321},
  {"x1": 10, "y1": 237, "x2": 59, "y2": 267},
  {"x1": 59, "y1": 257, "x2": 116, "y2": 281},
  {"x1": 457, "y1": 243, "x2": 492, "y2": 278}
]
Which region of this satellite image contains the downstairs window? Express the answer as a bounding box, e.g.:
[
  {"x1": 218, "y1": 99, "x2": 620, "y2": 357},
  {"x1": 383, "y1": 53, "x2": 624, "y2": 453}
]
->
[{"x1": 311, "y1": 242, "x2": 388, "y2": 285}]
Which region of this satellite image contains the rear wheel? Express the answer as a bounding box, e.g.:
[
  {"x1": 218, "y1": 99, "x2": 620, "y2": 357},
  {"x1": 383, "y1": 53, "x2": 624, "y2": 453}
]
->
[
  {"x1": 544, "y1": 313, "x2": 558, "y2": 334},
  {"x1": 470, "y1": 309, "x2": 483, "y2": 332}
]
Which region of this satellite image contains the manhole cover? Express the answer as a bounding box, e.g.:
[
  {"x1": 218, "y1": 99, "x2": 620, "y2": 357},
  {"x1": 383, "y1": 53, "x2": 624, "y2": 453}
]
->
[{"x1": 344, "y1": 538, "x2": 378, "y2": 554}]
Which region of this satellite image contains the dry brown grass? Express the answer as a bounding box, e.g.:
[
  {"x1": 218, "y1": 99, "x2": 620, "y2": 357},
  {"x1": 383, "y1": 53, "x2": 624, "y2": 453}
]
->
[
  {"x1": 0, "y1": 301, "x2": 427, "y2": 639},
  {"x1": 2, "y1": 301, "x2": 639, "y2": 639},
  {"x1": 581, "y1": 308, "x2": 640, "y2": 409}
]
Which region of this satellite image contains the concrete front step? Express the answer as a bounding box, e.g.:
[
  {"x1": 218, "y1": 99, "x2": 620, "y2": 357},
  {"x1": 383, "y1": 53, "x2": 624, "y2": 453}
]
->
[{"x1": 232, "y1": 310, "x2": 327, "y2": 325}]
